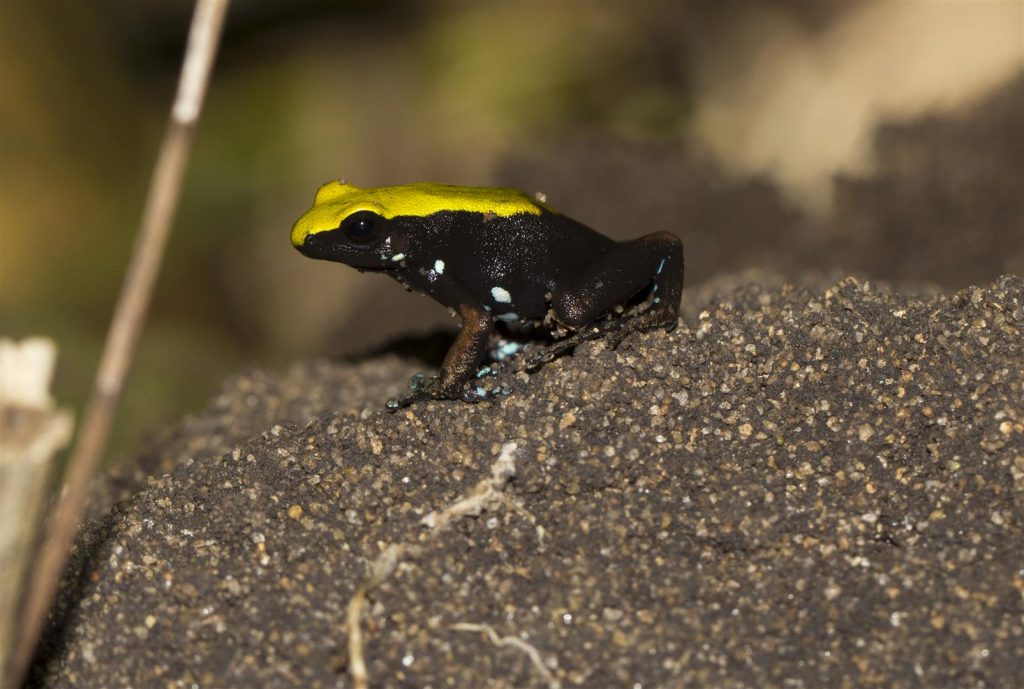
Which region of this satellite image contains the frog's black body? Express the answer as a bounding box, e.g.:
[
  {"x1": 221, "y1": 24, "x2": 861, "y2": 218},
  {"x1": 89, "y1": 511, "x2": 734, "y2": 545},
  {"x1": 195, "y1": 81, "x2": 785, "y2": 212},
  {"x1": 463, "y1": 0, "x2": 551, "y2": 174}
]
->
[
  {"x1": 293, "y1": 182, "x2": 684, "y2": 409},
  {"x1": 305, "y1": 209, "x2": 618, "y2": 322}
]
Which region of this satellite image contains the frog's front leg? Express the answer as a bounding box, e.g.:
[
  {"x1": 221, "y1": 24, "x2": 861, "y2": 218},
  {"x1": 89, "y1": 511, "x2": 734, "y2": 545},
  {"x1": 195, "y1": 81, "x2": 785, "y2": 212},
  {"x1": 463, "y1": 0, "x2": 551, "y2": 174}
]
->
[
  {"x1": 386, "y1": 303, "x2": 493, "y2": 411},
  {"x1": 528, "y1": 231, "x2": 684, "y2": 367}
]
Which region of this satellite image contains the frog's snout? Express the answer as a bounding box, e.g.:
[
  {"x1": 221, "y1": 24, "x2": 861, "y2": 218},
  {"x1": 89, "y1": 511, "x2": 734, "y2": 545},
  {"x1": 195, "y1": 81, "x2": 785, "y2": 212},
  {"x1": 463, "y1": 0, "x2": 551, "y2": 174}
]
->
[
  {"x1": 290, "y1": 219, "x2": 310, "y2": 249},
  {"x1": 294, "y1": 226, "x2": 342, "y2": 261},
  {"x1": 293, "y1": 227, "x2": 321, "y2": 256}
]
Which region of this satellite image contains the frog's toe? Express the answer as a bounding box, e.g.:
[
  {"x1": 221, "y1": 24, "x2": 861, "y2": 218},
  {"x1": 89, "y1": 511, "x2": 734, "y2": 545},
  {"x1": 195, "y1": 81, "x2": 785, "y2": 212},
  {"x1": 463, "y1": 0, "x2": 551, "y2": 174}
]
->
[
  {"x1": 386, "y1": 388, "x2": 428, "y2": 411},
  {"x1": 523, "y1": 348, "x2": 555, "y2": 370},
  {"x1": 605, "y1": 327, "x2": 632, "y2": 351},
  {"x1": 460, "y1": 381, "x2": 512, "y2": 403},
  {"x1": 523, "y1": 325, "x2": 602, "y2": 369},
  {"x1": 386, "y1": 378, "x2": 443, "y2": 411},
  {"x1": 606, "y1": 306, "x2": 678, "y2": 349},
  {"x1": 459, "y1": 386, "x2": 487, "y2": 403},
  {"x1": 407, "y1": 372, "x2": 434, "y2": 391},
  {"x1": 634, "y1": 306, "x2": 679, "y2": 335}
]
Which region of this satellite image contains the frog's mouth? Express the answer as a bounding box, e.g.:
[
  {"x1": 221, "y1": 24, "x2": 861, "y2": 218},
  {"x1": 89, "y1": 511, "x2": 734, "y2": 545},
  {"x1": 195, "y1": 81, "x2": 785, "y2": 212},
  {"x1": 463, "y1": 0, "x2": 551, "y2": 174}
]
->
[
  {"x1": 295, "y1": 228, "x2": 348, "y2": 260},
  {"x1": 295, "y1": 228, "x2": 390, "y2": 269}
]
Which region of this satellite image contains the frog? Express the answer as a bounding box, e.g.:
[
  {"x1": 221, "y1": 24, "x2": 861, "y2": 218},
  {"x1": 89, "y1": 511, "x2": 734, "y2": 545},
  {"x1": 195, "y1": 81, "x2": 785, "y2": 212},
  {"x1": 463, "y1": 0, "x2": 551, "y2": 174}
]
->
[{"x1": 290, "y1": 181, "x2": 684, "y2": 410}]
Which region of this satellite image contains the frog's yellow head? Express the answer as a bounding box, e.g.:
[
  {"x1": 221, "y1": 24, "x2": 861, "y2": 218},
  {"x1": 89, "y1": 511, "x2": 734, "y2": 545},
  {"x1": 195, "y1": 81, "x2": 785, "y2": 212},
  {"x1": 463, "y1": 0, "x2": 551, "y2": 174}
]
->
[{"x1": 290, "y1": 181, "x2": 548, "y2": 248}]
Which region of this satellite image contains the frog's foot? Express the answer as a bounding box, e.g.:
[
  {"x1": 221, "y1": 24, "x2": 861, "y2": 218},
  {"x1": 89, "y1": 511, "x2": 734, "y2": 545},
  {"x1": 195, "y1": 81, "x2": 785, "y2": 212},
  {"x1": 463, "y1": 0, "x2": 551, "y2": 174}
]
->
[
  {"x1": 523, "y1": 323, "x2": 605, "y2": 370},
  {"x1": 523, "y1": 305, "x2": 678, "y2": 371},
  {"x1": 385, "y1": 371, "x2": 507, "y2": 411},
  {"x1": 603, "y1": 303, "x2": 678, "y2": 349},
  {"x1": 386, "y1": 372, "x2": 440, "y2": 411}
]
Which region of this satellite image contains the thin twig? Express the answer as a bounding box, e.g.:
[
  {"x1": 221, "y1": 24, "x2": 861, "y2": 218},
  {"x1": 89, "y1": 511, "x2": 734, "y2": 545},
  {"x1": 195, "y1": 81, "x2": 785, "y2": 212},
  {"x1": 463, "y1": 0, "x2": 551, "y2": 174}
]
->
[
  {"x1": 451, "y1": 623, "x2": 562, "y2": 689},
  {"x1": 11, "y1": 1, "x2": 231, "y2": 682},
  {"x1": 419, "y1": 441, "x2": 519, "y2": 530},
  {"x1": 343, "y1": 443, "x2": 536, "y2": 689},
  {"x1": 347, "y1": 543, "x2": 405, "y2": 689},
  {"x1": 346, "y1": 584, "x2": 371, "y2": 689}
]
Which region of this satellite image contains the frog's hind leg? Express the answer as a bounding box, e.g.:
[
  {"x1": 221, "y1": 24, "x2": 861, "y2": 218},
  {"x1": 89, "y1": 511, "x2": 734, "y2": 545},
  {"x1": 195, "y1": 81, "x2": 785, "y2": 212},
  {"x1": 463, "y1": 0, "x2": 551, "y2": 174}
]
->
[
  {"x1": 557, "y1": 231, "x2": 684, "y2": 330},
  {"x1": 527, "y1": 231, "x2": 683, "y2": 368}
]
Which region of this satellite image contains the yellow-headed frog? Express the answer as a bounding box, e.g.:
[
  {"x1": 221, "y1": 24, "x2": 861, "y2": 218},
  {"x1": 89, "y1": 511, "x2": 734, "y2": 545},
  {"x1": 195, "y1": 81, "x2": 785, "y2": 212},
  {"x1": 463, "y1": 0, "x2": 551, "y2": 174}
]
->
[{"x1": 291, "y1": 181, "x2": 684, "y2": 410}]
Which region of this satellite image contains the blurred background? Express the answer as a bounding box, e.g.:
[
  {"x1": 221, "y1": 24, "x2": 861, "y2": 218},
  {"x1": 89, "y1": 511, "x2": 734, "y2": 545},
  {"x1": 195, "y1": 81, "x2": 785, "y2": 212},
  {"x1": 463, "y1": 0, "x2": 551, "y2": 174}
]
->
[{"x1": 1, "y1": 0, "x2": 1022, "y2": 462}]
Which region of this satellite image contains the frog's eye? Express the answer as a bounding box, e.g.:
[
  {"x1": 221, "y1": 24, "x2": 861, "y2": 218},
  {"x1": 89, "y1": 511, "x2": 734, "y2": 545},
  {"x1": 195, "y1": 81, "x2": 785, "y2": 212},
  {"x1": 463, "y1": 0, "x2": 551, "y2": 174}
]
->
[{"x1": 341, "y1": 212, "x2": 382, "y2": 244}]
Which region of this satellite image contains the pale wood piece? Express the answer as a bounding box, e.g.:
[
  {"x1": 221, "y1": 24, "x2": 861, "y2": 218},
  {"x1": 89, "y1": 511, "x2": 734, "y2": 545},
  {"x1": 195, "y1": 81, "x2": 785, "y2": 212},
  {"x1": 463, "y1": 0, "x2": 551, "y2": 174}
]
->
[{"x1": 0, "y1": 339, "x2": 73, "y2": 689}]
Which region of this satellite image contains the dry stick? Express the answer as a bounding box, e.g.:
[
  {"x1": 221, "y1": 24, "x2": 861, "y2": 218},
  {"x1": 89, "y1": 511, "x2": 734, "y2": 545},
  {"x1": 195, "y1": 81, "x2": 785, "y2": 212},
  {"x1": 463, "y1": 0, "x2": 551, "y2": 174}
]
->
[
  {"x1": 343, "y1": 443, "x2": 557, "y2": 689},
  {"x1": 451, "y1": 623, "x2": 562, "y2": 689},
  {"x1": 347, "y1": 544, "x2": 406, "y2": 689},
  {"x1": 11, "y1": 0, "x2": 231, "y2": 682}
]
